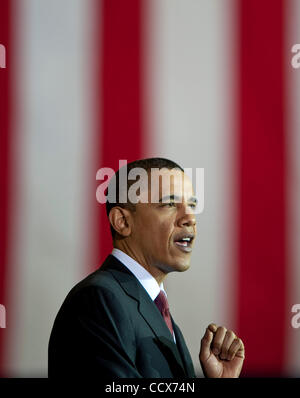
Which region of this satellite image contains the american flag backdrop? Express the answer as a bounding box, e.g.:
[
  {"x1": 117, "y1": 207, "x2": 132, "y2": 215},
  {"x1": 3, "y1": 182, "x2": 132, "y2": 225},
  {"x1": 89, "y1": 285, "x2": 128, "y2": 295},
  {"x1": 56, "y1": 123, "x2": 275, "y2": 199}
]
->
[{"x1": 0, "y1": 0, "x2": 300, "y2": 377}]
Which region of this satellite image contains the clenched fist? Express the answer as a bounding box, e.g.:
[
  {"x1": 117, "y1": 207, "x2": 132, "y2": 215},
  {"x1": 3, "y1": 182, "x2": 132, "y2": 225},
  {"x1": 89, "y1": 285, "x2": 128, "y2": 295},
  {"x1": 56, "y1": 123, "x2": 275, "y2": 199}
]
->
[{"x1": 199, "y1": 323, "x2": 245, "y2": 378}]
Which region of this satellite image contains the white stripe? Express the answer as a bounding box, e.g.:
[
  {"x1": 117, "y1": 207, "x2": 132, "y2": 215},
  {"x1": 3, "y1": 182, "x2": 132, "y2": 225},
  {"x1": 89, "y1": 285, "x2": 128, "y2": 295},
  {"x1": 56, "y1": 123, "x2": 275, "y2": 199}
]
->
[
  {"x1": 285, "y1": 0, "x2": 300, "y2": 377},
  {"x1": 4, "y1": 0, "x2": 93, "y2": 376},
  {"x1": 146, "y1": 0, "x2": 236, "y2": 376}
]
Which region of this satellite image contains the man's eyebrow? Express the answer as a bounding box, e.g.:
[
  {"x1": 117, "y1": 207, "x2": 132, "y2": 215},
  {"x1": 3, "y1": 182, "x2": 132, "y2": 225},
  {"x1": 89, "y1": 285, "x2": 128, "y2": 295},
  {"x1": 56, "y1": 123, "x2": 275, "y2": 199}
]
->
[
  {"x1": 159, "y1": 194, "x2": 180, "y2": 203},
  {"x1": 158, "y1": 194, "x2": 198, "y2": 204}
]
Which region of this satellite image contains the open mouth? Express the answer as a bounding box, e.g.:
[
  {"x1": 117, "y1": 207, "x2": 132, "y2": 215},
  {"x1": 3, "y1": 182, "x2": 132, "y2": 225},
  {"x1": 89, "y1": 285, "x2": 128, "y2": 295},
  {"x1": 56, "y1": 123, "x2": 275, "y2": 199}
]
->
[{"x1": 173, "y1": 234, "x2": 194, "y2": 253}]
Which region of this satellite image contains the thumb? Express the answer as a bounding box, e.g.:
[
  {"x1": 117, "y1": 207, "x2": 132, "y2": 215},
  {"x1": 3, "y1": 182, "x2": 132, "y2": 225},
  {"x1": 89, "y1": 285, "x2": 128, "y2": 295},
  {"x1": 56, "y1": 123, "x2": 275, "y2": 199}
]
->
[{"x1": 199, "y1": 327, "x2": 214, "y2": 362}]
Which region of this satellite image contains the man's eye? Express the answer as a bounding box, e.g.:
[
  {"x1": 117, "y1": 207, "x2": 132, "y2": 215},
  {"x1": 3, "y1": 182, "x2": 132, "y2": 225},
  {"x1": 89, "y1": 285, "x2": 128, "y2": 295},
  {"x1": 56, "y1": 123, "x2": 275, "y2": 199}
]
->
[
  {"x1": 163, "y1": 202, "x2": 176, "y2": 207},
  {"x1": 189, "y1": 203, "x2": 197, "y2": 209}
]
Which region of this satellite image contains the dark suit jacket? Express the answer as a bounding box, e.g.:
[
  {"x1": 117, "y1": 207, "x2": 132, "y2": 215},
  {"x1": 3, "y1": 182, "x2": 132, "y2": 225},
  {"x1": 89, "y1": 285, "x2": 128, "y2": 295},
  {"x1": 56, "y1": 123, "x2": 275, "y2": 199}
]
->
[{"x1": 48, "y1": 255, "x2": 196, "y2": 378}]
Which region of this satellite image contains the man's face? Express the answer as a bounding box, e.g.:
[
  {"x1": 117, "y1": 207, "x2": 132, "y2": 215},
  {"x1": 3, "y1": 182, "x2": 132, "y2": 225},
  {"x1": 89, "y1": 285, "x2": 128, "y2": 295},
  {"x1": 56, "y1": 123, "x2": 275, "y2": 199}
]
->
[{"x1": 129, "y1": 168, "x2": 197, "y2": 275}]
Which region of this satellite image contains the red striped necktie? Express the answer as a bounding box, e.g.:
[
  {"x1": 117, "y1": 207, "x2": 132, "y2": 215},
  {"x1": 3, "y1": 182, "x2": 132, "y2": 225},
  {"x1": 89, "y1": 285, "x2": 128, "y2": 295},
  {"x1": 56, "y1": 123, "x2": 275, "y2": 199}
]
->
[{"x1": 154, "y1": 291, "x2": 174, "y2": 336}]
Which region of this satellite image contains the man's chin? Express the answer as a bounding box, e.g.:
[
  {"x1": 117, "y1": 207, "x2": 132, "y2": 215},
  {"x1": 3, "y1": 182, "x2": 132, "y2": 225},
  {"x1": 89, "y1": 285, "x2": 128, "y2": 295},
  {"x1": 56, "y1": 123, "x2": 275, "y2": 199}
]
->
[
  {"x1": 155, "y1": 251, "x2": 192, "y2": 273},
  {"x1": 172, "y1": 249, "x2": 193, "y2": 272},
  {"x1": 175, "y1": 262, "x2": 191, "y2": 272},
  {"x1": 167, "y1": 258, "x2": 191, "y2": 273}
]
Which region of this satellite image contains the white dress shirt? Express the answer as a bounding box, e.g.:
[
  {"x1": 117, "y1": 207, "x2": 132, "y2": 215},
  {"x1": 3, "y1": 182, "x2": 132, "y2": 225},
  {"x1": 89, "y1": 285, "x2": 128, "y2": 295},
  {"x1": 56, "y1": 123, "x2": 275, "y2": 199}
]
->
[{"x1": 111, "y1": 248, "x2": 176, "y2": 342}]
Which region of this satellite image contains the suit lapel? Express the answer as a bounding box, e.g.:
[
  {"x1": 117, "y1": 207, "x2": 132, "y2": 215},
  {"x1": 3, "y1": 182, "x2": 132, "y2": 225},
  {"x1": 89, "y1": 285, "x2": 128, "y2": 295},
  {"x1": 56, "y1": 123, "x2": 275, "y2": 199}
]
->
[
  {"x1": 101, "y1": 255, "x2": 187, "y2": 376},
  {"x1": 172, "y1": 318, "x2": 196, "y2": 377},
  {"x1": 137, "y1": 290, "x2": 187, "y2": 375}
]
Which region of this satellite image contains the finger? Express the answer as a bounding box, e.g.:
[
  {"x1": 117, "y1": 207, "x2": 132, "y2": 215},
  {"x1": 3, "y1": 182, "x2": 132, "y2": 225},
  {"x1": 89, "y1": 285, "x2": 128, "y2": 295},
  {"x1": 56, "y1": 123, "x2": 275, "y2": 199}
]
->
[
  {"x1": 207, "y1": 323, "x2": 217, "y2": 333},
  {"x1": 220, "y1": 330, "x2": 236, "y2": 360},
  {"x1": 227, "y1": 338, "x2": 245, "y2": 361},
  {"x1": 211, "y1": 326, "x2": 227, "y2": 356},
  {"x1": 199, "y1": 327, "x2": 214, "y2": 362}
]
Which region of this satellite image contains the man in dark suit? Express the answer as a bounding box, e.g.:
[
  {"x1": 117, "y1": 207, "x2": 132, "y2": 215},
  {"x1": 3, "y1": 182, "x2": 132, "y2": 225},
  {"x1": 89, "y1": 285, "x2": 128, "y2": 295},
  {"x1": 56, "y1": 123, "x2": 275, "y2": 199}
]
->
[{"x1": 48, "y1": 158, "x2": 245, "y2": 378}]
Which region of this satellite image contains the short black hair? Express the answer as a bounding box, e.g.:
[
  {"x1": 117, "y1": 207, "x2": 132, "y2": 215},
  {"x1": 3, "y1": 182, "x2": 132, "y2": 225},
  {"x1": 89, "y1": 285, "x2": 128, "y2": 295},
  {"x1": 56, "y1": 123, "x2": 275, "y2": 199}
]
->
[{"x1": 105, "y1": 157, "x2": 184, "y2": 239}]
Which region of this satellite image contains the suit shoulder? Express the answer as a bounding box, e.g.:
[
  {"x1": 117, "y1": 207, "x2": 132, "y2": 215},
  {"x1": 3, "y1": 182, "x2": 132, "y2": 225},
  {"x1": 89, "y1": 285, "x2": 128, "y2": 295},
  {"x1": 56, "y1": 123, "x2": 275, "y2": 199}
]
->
[
  {"x1": 63, "y1": 266, "x2": 121, "y2": 307},
  {"x1": 74, "y1": 266, "x2": 118, "y2": 291},
  {"x1": 52, "y1": 268, "x2": 129, "y2": 330},
  {"x1": 52, "y1": 256, "x2": 137, "y2": 322}
]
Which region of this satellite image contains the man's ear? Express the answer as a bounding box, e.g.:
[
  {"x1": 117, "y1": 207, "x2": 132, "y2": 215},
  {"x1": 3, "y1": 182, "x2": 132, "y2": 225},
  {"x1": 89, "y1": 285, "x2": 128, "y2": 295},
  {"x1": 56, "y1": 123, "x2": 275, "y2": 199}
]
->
[{"x1": 109, "y1": 207, "x2": 132, "y2": 237}]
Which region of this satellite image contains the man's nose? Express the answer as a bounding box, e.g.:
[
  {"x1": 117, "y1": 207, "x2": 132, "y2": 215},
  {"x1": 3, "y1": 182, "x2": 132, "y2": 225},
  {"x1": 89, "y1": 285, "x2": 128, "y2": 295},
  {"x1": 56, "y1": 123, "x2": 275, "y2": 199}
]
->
[{"x1": 178, "y1": 210, "x2": 196, "y2": 228}]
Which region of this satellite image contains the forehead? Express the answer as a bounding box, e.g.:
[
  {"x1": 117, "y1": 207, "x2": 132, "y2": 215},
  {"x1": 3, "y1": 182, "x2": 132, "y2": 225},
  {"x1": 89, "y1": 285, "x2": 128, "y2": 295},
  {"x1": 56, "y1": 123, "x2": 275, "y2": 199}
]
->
[{"x1": 136, "y1": 168, "x2": 194, "y2": 203}]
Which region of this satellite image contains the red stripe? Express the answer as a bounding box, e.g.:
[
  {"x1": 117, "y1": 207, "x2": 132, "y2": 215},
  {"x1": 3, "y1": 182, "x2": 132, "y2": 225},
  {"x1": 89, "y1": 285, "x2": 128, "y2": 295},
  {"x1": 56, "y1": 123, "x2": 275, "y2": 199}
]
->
[
  {"x1": 89, "y1": 0, "x2": 145, "y2": 271},
  {"x1": 236, "y1": 0, "x2": 287, "y2": 376},
  {"x1": 0, "y1": 0, "x2": 12, "y2": 376}
]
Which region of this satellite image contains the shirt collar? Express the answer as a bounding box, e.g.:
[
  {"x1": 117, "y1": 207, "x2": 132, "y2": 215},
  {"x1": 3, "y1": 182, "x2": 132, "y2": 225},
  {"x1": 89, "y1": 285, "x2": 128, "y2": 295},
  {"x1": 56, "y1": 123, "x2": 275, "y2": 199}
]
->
[{"x1": 111, "y1": 248, "x2": 166, "y2": 301}]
